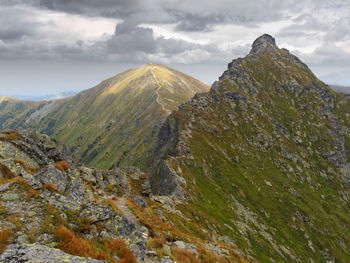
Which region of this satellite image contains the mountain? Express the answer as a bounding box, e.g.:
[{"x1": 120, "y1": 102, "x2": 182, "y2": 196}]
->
[
  {"x1": 150, "y1": 34, "x2": 350, "y2": 262},
  {"x1": 330, "y1": 84, "x2": 350, "y2": 94},
  {"x1": 0, "y1": 64, "x2": 209, "y2": 169},
  {"x1": 0, "y1": 129, "x2": 250, "y2": 263},
  {"x1": 11, "y1": 91, "x2": 77, "y2": 101}
]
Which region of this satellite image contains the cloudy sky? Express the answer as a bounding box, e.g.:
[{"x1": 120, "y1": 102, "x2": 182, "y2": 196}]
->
[{"x1": 0, "y1": 0, "x2": 349, "y2": 98}]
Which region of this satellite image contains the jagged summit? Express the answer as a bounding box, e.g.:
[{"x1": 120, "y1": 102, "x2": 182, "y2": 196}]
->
[{"x1": 250, "y1": 33, "x2": 277, "y2": 54}]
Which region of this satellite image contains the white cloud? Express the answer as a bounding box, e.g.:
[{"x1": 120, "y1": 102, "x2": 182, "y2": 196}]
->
[{"x1": 0, "y1": 0, "x2": 349, "y2": 92}]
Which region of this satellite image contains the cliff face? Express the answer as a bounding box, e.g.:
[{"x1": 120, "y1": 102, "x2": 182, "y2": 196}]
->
[{"x1": 150, "y1": 34, "x2": 350, "y2": 262}]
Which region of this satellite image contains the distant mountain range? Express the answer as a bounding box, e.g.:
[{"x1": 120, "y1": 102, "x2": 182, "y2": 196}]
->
[
  {"x1": 10, "y1": 91, "x2": 76, "y2": 101},
  {"x1": 330, "y1": 84, "x2": 350, "y2": 94}
]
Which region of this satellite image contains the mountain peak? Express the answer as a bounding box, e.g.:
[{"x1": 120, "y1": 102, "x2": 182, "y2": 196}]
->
[
  {"x1": 0, "y1": 96, "x2": 18, "y2": 103},
  {"x1": 141, "y1": 62, "x2": 166, "y2": 70},
  {"x1": 250, "y1": 34, "x2": 277, "y2": 54}
]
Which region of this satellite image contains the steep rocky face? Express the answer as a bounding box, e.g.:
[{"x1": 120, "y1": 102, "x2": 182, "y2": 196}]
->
[
  {"x1": 0, "y1": 130, "x2": 251, "y2": 263},
  {"x1": 150, "y1": 34, "x2": 350, "y2": 262},
  {"x1": 0, "y1": 64, "x2": 209, "y2": 170}
]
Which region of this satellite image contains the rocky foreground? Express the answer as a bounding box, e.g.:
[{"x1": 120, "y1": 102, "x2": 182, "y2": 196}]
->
[{"x1": 0, "y1": 130, "x2": 249, "y2": 262}]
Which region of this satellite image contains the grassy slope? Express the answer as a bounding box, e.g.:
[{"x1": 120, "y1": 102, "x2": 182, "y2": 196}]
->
[
  {"x1": 0, "y1": 64, "x2": 209, "y2": 170},
  {"x1": 162, "y1": 48, "x2": 350, "y2": 262},
  {"x1": 0, "y1": 98, "x2": 43, "y2": 130}
]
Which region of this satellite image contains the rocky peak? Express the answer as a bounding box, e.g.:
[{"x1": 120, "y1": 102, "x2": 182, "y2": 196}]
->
[{"x1": 250, "y1": 34, "x2": 277, "y2": 54}]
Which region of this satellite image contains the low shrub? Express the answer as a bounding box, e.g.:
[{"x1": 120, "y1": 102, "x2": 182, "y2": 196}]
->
[
  {"x1": 74, "y1": 217, "x2": 94, "y2": 235},
  {"x1": 41, "y1": 204, "x2": 64, "y2": 234}
]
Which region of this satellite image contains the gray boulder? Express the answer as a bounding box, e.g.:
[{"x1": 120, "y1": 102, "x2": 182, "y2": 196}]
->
[
  {"x1": 34, "y1": 164, "x2": 67, "y2": 192},
  {"x1": 132, "y1": 194, "x2": 147, "y2": 208},
  {"x1": 0, "y1": 244, "x2": 105, "y2": 263}
]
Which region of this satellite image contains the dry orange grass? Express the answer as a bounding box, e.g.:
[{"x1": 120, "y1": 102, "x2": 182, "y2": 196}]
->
[
  {"x1": 103, "y1": 199, "x2": 122, "y2": 214},
  {"x1": 27, "y1": 188, "x2": 39, "y2": 198},
  {"x1": 43, "y1": 182, "x2": 60, "y2": 193},
  {"x1": 104, "y1": 239, "x2": 137, "y2": 263},
  {"x1": 0, "y1": 176, "x2": 20, "y2": 186},
  {"x1": 147, "y1": 237, "x2": 166, "y2": 249},
  {"x1": 55, "y1": 161, "x2": 69, "y2": 172},
  {"x1": 140, "y1": 173, "x2": 147, "y2": 180},
  {"x1": 55, "y1": 225, "x2": 92, "y2": 257},
  {"x1": 0, "y1": 229, "x2": 11, "y2": 253},
  {"x1": 171, "y1": 247, "x2": 201, "y2": 263},
  {"x1": 0, "y1": 164, "x2": 15, "y2": 179},
  {"x1": 0, "y1": 130, "x2": 22, "y2": 141},
  {"x1": 127, "y1": 197, "x2": 184, "y2": 240},
  {"x1": 13, "y1": 159, "x2": 40, "y2": 175}
]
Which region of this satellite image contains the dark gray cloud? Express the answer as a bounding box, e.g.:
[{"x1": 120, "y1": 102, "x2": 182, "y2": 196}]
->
[
  {"x1": 0, "y1": 5, "x2": 40, "y2": 41},
  {"x1": 4, "y1": 0, "x2": 321, "y2": 31},
  {"x1": 0, "y1": 0, "x2": 349, "y2": 90},
  {"x1": 104, "y1": 22, "x2": 220, "y2": 59},
  {"x1": 39, "y1": 0, "x2": 141, "y2": 18},
  {"x1": 107, "y1": 23, "x2": 157, "y2": 54}
]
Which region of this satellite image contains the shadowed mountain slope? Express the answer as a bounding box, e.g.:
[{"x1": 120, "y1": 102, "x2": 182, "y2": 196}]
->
[{"x1": 150, "y1": 34, "x2": 350, "y2": 262}]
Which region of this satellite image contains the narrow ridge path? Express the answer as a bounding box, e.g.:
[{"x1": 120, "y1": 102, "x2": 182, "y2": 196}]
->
[
  {"x1": 150, "y1": 66, "x2": 172, "y2": 115},
  {"x1": 115, "y1": 197, "x2": 140, "y2": 225}
]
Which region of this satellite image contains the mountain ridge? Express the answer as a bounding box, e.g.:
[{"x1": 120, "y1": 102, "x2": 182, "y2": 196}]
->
[
  {"x1": 149, "y1": 34, "x2": 350, "y2": 262},
  {"x1": 0, "y1": 63, "x2": 209, "y2": 170}
]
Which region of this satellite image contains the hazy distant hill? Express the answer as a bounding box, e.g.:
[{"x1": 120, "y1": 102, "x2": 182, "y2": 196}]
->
[
  {"x1": 11, "y1": 91, "x2": 77, "y2": 101},
  {"x1": 330, "y1": 84, "x2": 350, "y2": 94},
  {"x1": 0, "y1": 64, "x2": 209, "y2": 169}
]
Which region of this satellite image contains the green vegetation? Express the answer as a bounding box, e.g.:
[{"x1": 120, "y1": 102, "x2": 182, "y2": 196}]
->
[
  {"x1": 155, "y1": 44, "x2": 350, "y2": 262},
  {"x1": 0, "y1": 64, "x2": 209, "y2": 170}
]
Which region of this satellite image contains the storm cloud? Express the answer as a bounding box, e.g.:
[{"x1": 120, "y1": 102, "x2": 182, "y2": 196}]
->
[{"x1": 0, "y1": 0, "x2": 349, "y2": 97}]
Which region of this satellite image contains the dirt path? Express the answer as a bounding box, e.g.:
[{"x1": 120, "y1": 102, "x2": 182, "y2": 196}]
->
[
  {"x1": 151, "y1": 66, "x2": 172, "y2": 115},
  {"x1": 115, "y1": 197, "x2": 140, "y2": 225}
]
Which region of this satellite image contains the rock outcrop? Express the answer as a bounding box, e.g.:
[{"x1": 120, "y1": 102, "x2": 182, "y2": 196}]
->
[
  {"x1": 0, "y1": 130, "x2": 147, "y2": 261},
  {"x1": 0, "y1": 244, "x2": 105, "y2": 263}
]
